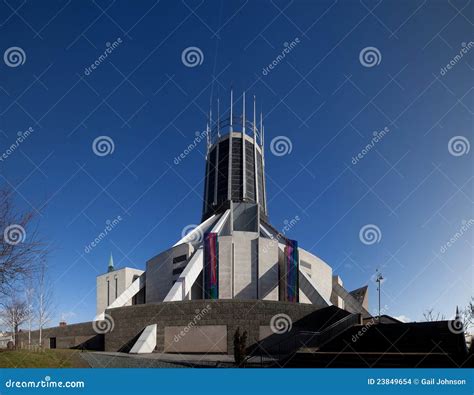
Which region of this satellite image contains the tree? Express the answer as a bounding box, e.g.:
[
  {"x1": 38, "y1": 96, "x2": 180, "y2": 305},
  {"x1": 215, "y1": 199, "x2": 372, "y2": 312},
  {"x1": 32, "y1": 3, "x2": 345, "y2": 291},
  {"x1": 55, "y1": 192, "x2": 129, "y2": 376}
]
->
[
  {"x1": 1, "y1": 297, "x2": 29, "y2": 347},
  {"x1": 457, "y1": 298, "x2": 474, "y2": 351},
  {"x1": 0, "y1": 187, "x2": 46, "y2": 296},
  {"x1": 24, "y1": 285, "x2": 34, "y2": 347},
  {"x1": 423, "y1": 308, "x2": 446, "y2": 322},
  {"x1": 459, "y1": 297, "x2": 473, "y2": 334},
  {"x1": 423, "y1": 299, "x2": 474, "y2": 350},
  {"x1": 35, "y1": 260, "x2": 54, "y2": 347},
  {"x1": 423, "y1": 300, "x2": 473, "y2": 331}
]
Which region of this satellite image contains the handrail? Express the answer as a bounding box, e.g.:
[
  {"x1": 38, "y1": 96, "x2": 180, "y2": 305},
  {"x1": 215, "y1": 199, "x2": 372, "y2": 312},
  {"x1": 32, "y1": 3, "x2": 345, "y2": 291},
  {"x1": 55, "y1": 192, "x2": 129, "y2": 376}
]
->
[
  {"x1": 239, "y1": 348, "x2": 271, "y2": 368},
  {"x1": 243, "y1": 313, "x2": 360, "y2": 364},
  {"x1": 283, "y1": 312, "x2": 359, "y2": 347},
  {"x1": 316, "y1": 313, "x2": 360, "y2": 349},
  {"x1": 319, "y1": 312, "x2": 359, "y2": 335}
]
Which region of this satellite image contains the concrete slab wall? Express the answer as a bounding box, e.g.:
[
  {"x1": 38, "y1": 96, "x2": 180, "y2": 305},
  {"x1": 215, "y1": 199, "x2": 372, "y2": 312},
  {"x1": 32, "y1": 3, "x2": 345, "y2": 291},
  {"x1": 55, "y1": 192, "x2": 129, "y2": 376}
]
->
[
  {"x1": 330, "y1": 276, "x2": 345, "y2": 308},
  {"x1": 232, "y1": 231, "x2": 258, "y2": 299},
  {"x1": 216, "y1": 233, "x2": 279, "y2": 301},
  {"x1": 97, "y1": 267, "x2": 144, "y2": 315},
  {"x1": 299, "y1": 289, "x2": 312, "y2": 304},
  {"x1": 146, "y1": 243, "x2": 194, "y2": 303},
  {"x1": 96, "y1": 267, "x2": 143, "y2": 314},
  {"x1": 104, "y1": 300, "x2": 323, "y2": 354},
  {"x1": 17, "y1": 322, "x2": 103, "y2": 350},
  {"x1": 258, "y1": 238, "x2": 279, "y2": 300},
  {"x1": 299, "y1": 248, "x2": 333, "y2": 302},
  {"x1": 332, "y1": 282, "x2": 371, "y2": 318},
  {"x1": 218, "y1": 236, "x2": 233, "y2": 298},
  {"x1": 164, "y1": 325, "x2": 227, "y2": 353}
]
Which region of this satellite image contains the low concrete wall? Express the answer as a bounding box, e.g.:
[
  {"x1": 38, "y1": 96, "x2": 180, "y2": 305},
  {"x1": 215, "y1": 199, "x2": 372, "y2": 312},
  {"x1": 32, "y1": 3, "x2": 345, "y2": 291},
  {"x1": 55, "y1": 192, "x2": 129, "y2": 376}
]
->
[
  {"x1": 15, "y1": 301, "x2": 343, "y2": 355},
  {"x1": 164, "y1": 325, "x2": 227, "y2": 353},
  {"x1": 17, "y1": 322, "x2": 103, "y2": 350},
  {"x1": 104, "y1": 300, "x2": 324, "y2": 354}
]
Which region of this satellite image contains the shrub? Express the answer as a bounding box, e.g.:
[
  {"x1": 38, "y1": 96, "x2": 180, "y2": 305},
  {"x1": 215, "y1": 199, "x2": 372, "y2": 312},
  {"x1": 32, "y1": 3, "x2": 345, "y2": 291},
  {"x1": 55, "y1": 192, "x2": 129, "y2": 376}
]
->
[{"x1": 233, "y1": 328, "x2": 248, "y2": 367}]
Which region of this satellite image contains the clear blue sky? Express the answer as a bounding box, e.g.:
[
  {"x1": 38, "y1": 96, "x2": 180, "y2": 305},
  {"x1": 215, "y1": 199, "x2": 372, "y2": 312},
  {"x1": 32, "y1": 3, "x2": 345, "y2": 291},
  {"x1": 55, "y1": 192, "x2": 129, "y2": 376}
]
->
[{"x1": 0, "y1": 0, "x2": 472, "y2": 326}]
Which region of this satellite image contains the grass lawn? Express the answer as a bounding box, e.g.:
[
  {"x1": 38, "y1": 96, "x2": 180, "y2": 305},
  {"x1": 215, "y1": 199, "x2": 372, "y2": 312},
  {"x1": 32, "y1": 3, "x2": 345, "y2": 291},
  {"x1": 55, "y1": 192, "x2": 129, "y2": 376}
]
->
[{"x1": 0, "y1": 349, "x2": 90, "y2": 368}]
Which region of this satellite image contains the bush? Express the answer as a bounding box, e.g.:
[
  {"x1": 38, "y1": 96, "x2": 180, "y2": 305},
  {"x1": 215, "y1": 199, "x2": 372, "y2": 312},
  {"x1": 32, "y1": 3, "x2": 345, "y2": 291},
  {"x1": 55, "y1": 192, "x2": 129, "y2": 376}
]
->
[{"x1": 233, "y1": 328, "x2": 248, "y2": 367}]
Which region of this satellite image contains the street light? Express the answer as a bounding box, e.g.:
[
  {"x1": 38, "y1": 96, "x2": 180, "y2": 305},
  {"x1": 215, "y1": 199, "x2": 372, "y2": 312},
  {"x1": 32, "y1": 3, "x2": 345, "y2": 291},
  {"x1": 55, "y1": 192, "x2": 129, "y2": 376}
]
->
[{"x1": 375, "y1": 270, "x2": 384, "y2": 321}]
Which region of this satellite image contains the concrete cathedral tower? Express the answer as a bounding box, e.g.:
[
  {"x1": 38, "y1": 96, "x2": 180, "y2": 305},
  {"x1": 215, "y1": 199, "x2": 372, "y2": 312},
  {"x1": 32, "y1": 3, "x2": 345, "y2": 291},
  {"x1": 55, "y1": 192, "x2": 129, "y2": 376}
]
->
[
  {"x1": 202, "y1": 91, "x2": 267, "y2": 222},
  {"x1": 96, "y1": 89, "x2": 369, "y2": 322}
]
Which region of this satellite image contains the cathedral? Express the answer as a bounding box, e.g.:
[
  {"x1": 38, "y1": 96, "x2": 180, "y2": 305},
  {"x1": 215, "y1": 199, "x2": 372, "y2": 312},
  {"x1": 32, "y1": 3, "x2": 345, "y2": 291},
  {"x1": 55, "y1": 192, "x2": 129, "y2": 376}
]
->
[
  {"x1": 18, "y1": 92, "x2": 468, "y2": 367},
  {"x1": 96, "y1": 91, "x2": 370, "y2": 322},
  {"x1": 90, "y1": 91, "x2": 375, "y2": 356}
]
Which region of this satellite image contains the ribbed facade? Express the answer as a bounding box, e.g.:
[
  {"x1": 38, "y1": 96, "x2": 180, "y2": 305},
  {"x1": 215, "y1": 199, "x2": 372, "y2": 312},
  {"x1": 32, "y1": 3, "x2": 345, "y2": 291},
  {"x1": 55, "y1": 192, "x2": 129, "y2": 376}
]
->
[{"x1": 202, "y1": 133, "x2": 267, "y2": 221}]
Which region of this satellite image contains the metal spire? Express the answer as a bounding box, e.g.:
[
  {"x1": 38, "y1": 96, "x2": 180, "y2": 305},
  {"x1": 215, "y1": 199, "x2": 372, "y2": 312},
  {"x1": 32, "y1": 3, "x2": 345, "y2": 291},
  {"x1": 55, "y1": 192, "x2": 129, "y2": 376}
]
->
[
  {"x1": 206, "y1": 122, "x2": 210, "y2": 156},
  {"x1": 217, "y1": 98, "x2": 221, "y2": 138},
  {"x1": 253, "y1": 95, "x2": 257, "y2": 141},
  {"x1": 261, "y1": 122, "x2": 268, "y2": 215},
  {"x1": 242, "y1": 91, "x2": 246, "y2": 199},
  {"x1": 253, "y1": 95, "x2": 259, "y2": 205},
  {"x1": 230, "y1": 88, "x2": 233, "y2": 133},
  {"x1": 242, "y1": 91, "x2": 246, "y2": 134},
  {"x1": 108, "y1": 253, "x2": 114, "y2": 272},
  {"x1": 209, "y1": 104, "x2": 213, "y2": 146},
  {"x1": 228, "y1": 88, "x2": 233, "y2": 201}
]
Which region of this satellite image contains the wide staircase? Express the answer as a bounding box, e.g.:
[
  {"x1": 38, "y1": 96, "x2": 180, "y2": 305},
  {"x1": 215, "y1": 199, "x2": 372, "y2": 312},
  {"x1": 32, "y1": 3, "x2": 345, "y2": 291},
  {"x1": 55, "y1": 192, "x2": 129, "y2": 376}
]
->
[
  {"x1": 241, "y1": 307, "x2": 472, "y2": 368},
  {"x1": 243, "y1": 306, "x2": 361, "y2": 366},
  {"x1": 280, "y1": 321, "x2": 472, "y2": 368}
]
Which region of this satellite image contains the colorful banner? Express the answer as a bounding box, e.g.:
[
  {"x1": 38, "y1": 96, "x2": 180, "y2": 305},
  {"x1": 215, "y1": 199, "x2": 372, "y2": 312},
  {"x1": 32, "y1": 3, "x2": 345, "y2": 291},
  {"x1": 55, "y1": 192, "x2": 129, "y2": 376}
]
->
[
  {"x1": 204, "y1": 232, "x2": 219, "y2": 299},
  {"x1": 285, "y1": 239, "x2": 299, "y2": 303}
]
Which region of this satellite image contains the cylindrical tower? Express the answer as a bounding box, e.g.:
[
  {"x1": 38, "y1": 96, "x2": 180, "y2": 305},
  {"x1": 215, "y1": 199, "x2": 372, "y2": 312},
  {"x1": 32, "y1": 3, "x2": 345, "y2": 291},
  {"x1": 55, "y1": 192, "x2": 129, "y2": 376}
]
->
[{"x1": 202, "y1": 91, "x2": 267, "y2": 221}]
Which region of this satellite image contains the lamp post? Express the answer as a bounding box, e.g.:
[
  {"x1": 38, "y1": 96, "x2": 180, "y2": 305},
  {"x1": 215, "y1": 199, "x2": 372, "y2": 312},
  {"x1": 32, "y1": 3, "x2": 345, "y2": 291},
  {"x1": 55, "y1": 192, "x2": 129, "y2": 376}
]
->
[{"x1": 375, "y1": 270, "x2": 384, "y2": 321}]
